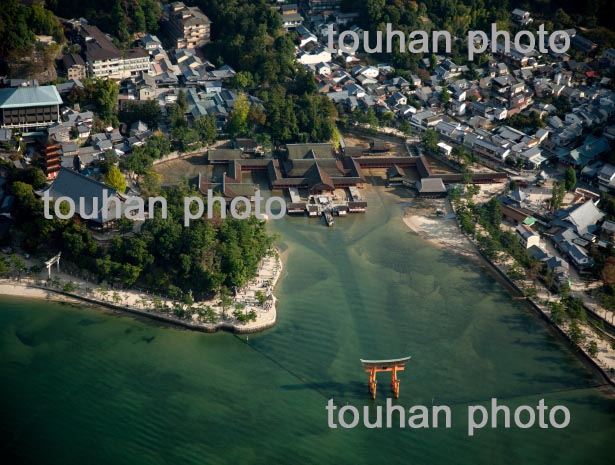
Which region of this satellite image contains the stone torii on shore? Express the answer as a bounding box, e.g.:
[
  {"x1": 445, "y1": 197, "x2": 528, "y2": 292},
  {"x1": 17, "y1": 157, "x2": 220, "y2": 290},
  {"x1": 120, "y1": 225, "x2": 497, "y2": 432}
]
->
[{"x1": 44, "y1": 252, "x2": 61, "y2": 279}]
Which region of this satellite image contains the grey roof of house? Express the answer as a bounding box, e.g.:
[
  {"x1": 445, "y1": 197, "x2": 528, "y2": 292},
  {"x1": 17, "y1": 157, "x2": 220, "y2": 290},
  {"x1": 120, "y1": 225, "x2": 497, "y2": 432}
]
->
[
  {"x1": 131, "y1": 120, "x2": 148, "y2": 132},
  {"x1": 327, "y1": 91, "x2": 349, "y2": 102},
  {"x1": 110, "y1": 133, "x2": 124, "y2": 143},
  {"x1": 281, "y1": 13, "x2": 303, "y2": 22},
  {"x1": 78, "y1": 145, "x2": 100, "y2": 156},
  {"x1": 136, "y1": 130, "x2": 152, "y2": 141},
  {"x1": 48, "y1": 122, "x2": 71, "y2": 136},
  {"x1": 568, "y1": 243, "x2": 590, "y2": 263},
  {"x1": 61, "y1": 155, "x2": 76, "y2": 169},
  {"x1": 96, "y1": 139, "x2": 113, "y2": 150},
  {"x1": 141, "y1": 34, "x2": 161, "y2": 45},
  {"x1": 520, "y1": 147, "x2": 543, "y2": 161},
  {"x1": 286, "y1": 143, "x2": 333, "y2": 160},
  {"x1": 553, "y1": 228, "x2": 579, "y2": 245},
  {"x1": 208, "y1": 149, "x2": 243, "y2": 161},
  {"x1": 498, "y1": 126, "x2": 526, "y2": 141},
  {"x1": 417, "y1": 178, "x2": 446, "y2": 193},
  {"x1": 509, "y1": 189, "x2": 528, "y2": 203},
  {"x1": 527, "y1": 245, "x2": 549, "y2": 261},
  {"x1": 62, "y1": 143, "x2": 79, "y2": 153},
  {"x1": 42, "y1": 167, "x2": 122, "y2": 223},
  {"x1": 602, "y1": 220, "x2": 615, "y2": 233},
  {"x1": 65, "y1": 110, "x2": 93, "y2": 123},
  {"x1": 599, "y1": 164, "x2": 615, "y2": 179},
  {"x1": 516, "y1": 224, "x2": 538, "y2": 240},
  {"x1": 55, "y1": 80, "x2": 84, "y2": 94},
  {"x1": 62, "y1": 53, "x2": 85, "y2": 68},
  {"x1": 81, "y1": 25, "x2": 122, "y2": 61},
  {"x1": 474, "y1": 139, "x2": 509, "y2": 156},
  {"x1": 565, "y1": 200, "x2": 605, "y2": 235},
  {"x1": 545, "y1": 255, "x2": 569, "y2": 271}
]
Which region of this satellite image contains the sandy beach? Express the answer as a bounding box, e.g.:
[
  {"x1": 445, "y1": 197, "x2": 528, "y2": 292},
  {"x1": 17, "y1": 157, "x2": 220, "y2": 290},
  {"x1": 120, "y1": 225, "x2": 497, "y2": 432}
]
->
[
  {"x1": 400, "y1": 198, "x2": 481, "y2": 263},
  {"x1": 0, "y1": 249, "x2": 284, "y2": 334},
  {"x1": 0, "y1": 282, "x2": 82, "y2": 304}
]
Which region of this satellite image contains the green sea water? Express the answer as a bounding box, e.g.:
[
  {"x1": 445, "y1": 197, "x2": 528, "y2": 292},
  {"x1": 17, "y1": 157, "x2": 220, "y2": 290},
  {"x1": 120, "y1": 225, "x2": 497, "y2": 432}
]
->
[{"x1": 1, "y1": 186, "x2": 614, "y2": 465}]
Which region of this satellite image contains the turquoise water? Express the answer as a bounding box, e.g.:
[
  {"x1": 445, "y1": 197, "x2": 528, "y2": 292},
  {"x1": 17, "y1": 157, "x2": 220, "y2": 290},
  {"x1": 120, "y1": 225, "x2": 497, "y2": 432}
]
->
[{"x1": 1, "y1": 186, "x2": 614, "y2": 464}]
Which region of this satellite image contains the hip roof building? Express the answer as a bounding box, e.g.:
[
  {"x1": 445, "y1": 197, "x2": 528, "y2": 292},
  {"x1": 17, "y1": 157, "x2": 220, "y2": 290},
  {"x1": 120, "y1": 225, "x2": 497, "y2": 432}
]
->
[
  {"x1": 41, "y1": 167, "x2": 124, "y2": 230},
  {"x1": 0, "y1": 85, "x2": 63, "y2": 130}
]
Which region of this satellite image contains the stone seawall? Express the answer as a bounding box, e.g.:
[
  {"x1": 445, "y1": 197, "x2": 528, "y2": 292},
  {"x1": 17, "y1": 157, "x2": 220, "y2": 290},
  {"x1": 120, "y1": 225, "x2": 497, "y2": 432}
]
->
[
  {"x1": 472, "y1": 244, "x2": 615, "y2": 388},
  {"x1": 0, "y1": 250, "x2": 284, "y2": 335}
]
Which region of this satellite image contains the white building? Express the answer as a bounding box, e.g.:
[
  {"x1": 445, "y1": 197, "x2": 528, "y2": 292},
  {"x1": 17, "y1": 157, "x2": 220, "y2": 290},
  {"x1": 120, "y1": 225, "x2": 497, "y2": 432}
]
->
[
  {"x1": 297, "y1": 46, "x2": 332, "y2": 65},
  {"x1": 437, "y1": 141, "x2": 452, "y2": 156},
  {"x1": 81, "y1": 25, "x2": 149, "y2": 80},
  {"x1": 516, "y1": 225, "x2": 540, "y2": 249}
]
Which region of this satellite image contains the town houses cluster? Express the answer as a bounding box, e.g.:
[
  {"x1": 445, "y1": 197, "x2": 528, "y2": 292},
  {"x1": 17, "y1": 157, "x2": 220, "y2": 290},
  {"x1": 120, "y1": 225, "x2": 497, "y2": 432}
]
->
[{"x1": 1, "y1": 2, "x2": 615, "y2": 280}]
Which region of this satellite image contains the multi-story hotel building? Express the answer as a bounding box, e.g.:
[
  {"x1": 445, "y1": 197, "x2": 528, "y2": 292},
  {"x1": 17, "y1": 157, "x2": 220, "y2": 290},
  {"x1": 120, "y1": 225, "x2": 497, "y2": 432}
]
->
[
  {"x1": 168, "y1": 2, "x2": 212, "y2": 49},
  {"x1": 62, "y1": 53, "x2": 87, "y2": 81},
  {"x1": 80, "y1": 25, "x2": 150, "y2": 80}
]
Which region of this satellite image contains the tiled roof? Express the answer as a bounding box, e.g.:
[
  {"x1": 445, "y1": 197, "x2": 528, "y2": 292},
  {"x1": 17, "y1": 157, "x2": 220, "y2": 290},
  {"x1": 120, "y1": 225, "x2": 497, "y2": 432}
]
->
[
  {"x1": 42, "y1": 168, "x2": 122, "y2": 224},
  {"x1": 567, "y1": 201, "x2": 604, "y2": 233}
]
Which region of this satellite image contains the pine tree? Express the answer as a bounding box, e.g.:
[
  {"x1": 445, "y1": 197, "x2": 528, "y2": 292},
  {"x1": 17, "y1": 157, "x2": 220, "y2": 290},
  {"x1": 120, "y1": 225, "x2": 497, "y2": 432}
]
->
[{"x1": 564, "y1": 166, "x2": 577, "y2": 191}]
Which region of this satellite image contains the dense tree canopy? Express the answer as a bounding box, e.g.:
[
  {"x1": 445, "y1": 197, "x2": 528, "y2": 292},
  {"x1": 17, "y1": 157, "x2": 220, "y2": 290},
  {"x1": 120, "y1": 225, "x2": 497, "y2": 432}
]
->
[
  {"x1": 86, "y1": 79, "x2": 120, "y2": 125},
  {"x1": 0, "y1": 0, "x2": 64, "y2": 56},
  {"x1": 119, "y1": 100, "x2": 162, "y2": 130},
  {"x1": 195, "y1": 0, "x2": 292, "y2": 86},
  {"x1": 6, "y1": 167, "x2": 274, "y2": 298},
  {"x1": 50, "y1": 0, "x2": 162, "y2": 40},
  {"x1": 261, "y1": 85, "x2": 338, "y2": 144},
  {"x1": 122, "y1": 133, "x2": 172, "y2": 175}
]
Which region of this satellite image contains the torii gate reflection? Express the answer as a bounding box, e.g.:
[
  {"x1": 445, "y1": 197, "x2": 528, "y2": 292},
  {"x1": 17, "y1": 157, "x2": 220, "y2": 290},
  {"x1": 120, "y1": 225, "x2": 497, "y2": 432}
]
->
[{"x1": 360, "y1": 356, "x2": 411, "y2": 399}]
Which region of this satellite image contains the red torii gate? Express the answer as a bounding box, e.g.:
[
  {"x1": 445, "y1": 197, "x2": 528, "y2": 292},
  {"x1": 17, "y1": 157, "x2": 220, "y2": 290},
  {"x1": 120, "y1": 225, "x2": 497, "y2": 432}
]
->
[{"x1": 360, "y1": 356, "x2": 411, "y2": 399}]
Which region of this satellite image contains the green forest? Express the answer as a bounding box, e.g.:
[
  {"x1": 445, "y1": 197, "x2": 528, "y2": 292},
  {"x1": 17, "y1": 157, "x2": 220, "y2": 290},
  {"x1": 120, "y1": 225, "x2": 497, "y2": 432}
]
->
[
  {"x1": 6, "y1": 165, "x2": 274, "y2": 299},
  {"x1": 336, "y1": 0, "x2": 615, "y2": 69},
  {"x1": 0, "y1": 0, "x2": 65, "y2": 56},
  {"x1": 3, "y1": 0, "x2": 615, "y2": 61}
]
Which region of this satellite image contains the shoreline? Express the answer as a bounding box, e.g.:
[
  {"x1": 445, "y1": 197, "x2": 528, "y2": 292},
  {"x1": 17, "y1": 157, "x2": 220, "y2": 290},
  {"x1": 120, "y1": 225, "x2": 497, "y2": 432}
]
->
[
  {"x1": 0, "y1": 283, "x2": 88, "y2": 306},
  {"x1": 478, "y1": 247, "x2": 615, "y2": 390},
  {"x1": 0, "y1": 248, "x2": 284, "y2": 335},
  {"x1": 399, "y1": 198, "x2": 615, "y2": 388},
  {"x1": 400, "y1": 198, "x2": 481, "y2": 264}
]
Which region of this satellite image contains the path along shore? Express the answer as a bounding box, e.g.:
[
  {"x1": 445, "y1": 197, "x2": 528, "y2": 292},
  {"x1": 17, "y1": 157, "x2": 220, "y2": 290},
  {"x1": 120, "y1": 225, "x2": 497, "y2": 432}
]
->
[
  {"x1": 0, "y1": 249, "x2": 284, "y2": 334},
  {"x1": 401, "y1": 197, "x2": 615, "y2": 387}
]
